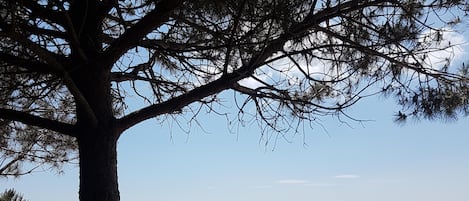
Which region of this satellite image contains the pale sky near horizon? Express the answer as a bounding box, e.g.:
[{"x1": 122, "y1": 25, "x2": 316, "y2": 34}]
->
[
  {"x1": 3, "y1": 93, "x2": 469, "y2": 201},
  {"x1": 2, "y1": 14, "x2": 469, "y2": 201}
]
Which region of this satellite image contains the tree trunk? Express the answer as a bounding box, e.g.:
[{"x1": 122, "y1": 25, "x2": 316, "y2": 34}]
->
[{"x1": 77, "y1": 126, "x2": 120, "y2": 201}]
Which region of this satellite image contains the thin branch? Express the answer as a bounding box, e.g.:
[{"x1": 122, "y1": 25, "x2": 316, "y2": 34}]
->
[
  {"x1": 21, "y1": 1, "x2": 66, "y2": 26},
  {"x1": 232, "y1": 82, "x2": 345, "y2": 111},
  {"x1": 0, "y1": 155, "x2": 23, "y2": 176},
  {"x1": 315, "y1": 25, "x2": 468, "y2": 82},
  {"x1": 223, "y1": 0, "x2": 247, "y2": 75},
  {"x1": 110, "y1": 72, "x2": 187, "y2": 92}
]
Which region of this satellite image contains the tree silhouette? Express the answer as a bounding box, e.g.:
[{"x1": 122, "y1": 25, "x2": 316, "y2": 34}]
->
[
  {"x1": 0, "y1": 189, "x2": 28, "y2": 201},
  {"x1": 1, "y1": 0, "x2": 468, "y2": 201}
]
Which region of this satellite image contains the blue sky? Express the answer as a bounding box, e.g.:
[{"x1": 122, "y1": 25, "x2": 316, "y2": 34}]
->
[{"x1": 3, "y1": 93, "x2": 469, "y2": 201}]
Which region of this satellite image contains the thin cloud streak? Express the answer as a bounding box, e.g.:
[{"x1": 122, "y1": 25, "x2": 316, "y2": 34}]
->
[{"x1": 334, "y1": 174, "x2": 360, "y2": 179}]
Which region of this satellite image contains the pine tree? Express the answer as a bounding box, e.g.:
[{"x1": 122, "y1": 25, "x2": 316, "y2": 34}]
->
[{"x1": 1, "y1": 1, "x2": 468, "y2": 201}]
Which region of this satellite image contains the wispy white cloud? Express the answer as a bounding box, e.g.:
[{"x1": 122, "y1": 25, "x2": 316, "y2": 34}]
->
[
  {"x1": 420, "y1": 28, "x2": 467, "y2": 69},
  {"x1": 249, "y1": 185, "x2": 273, "y2": 189},
  {"x1": 334, "y1": 174, "x2": 360, "y2": 179},
  {"x1": 275, "y1": 179, "x2": 310, "y2": 184}
]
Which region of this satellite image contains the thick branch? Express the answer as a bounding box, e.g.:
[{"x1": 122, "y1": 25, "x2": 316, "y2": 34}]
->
[
  {"x1": 22, "y1": 26, "x2": 68, "y2": 40},
  {"x1": 139, "y1": 39, "x2": 225, "y2": 52},
  {"x1": 117, "y1": 36, "x2": 287, "y2": 133},
  {"x1": 116, "y1": 71, "x2": 237, "y2": 133},
  {"x1": 101, "y1": 0, "x2": 185, "y2": 66},
  {"x1": 116, "y1": 0, "x2": 398, "y2": 133},
  {"x1": 0, "y1": 108, "x2": 77, "y2": 138},
  {"x1": 291, "y1": 0, "x2": 393, "y2": 35},
  {"x1": 3, "y1": 31, "x2": 98, "y2": 127},
  {"x1": 0, "y1": 52, "x2": 56, "y2": 74}
]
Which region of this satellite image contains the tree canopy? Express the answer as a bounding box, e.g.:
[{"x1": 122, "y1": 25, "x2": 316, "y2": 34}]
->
[{"x1": 1, "y1": 0, "x2": 468, "y2": 200}]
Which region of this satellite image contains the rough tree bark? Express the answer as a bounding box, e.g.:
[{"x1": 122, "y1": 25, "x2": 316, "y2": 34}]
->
[
  {"x1": 77, "y1": 127, "x2": 120, "y2": 201},
  {"x1": 70, "y1": 57, "x2": 119, "y2": 200}
]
